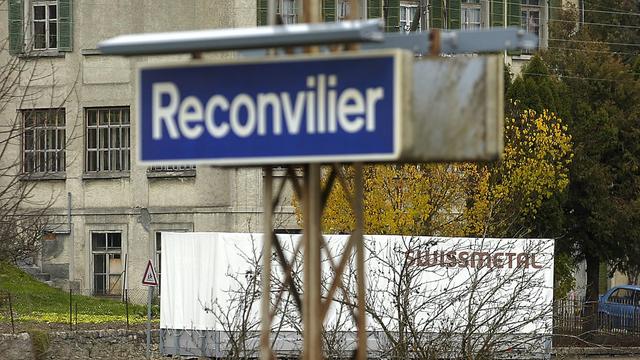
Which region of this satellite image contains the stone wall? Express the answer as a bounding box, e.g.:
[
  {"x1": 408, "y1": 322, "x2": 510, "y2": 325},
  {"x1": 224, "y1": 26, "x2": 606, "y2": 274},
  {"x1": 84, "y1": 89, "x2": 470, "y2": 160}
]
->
[
  {"x1": 0, "y1": 330, "x2": 168, "y2": 360},
  {"x1": 46, "y1": 330, "x2": 164, "y2": 360},
  {"x1": 0, "y1": 333, "x2": 35, "y2": 360}
]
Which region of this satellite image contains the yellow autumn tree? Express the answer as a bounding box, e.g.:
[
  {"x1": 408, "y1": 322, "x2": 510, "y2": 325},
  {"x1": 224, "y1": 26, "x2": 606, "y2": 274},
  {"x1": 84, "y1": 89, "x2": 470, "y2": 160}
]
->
[
  {"x1": 463, "y1": 109, "x2": 573, "y2": 237},
  {"x1": 299, "y1": 109, "x2": 572, "y2": 237}
]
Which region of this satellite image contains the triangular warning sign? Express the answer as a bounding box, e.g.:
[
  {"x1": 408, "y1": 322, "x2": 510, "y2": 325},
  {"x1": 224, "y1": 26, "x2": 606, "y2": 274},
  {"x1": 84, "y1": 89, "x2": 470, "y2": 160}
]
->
[{"x1": 142, "y1": 260, "x2": 158, "y2": 286}]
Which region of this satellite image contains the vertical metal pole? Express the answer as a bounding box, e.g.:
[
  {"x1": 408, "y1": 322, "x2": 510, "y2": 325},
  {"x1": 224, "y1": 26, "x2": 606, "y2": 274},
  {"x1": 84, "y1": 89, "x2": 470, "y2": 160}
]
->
[
  {"x1": 302, "y1": 166, "x2": 311, "y2": 359},
  {"x1": 303, "y1": 164, "x2": 323, "y2": 360},
  {"x1": 147, "y1": 286, "x2": 153, "y2": 359},
  {"x1": 303, "y1": 1, "x2": 322, "y2": 359},
  {"x1": 354, "y1": 163, "x2": 366, "y2": 360},
  {"x1": 503, "y1": 0, "x2": 508, "y2": 64},
  {"x1": 126, "y1": 289, "x2": 130, "y2": 332},
  {"x1": 75, "y1": 302, "x2": 78, "y2": 329},
  {"x1": 69, "y1": 288, "x2": 73, "y2": 331},
  {"x1": 260, "y1": 166, "x2": 273, "y2": 360},
  {"x1": 8, "y1": 293, "x2": 15, "y2": 334}
]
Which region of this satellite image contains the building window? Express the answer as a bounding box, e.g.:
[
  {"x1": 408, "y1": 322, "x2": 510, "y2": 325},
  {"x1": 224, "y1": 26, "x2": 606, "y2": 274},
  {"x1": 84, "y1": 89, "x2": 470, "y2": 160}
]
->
[
  {"x1": 400, "y1": 4, "x2": 419, "y2": 33},
  {"x1": 85, "y1": 107, "x2": 130, "y2": 172},
  {"x1": 32, "y1": 0, "x2": 57, "y2": 50},
  {"x1": 521, "y1": 0, "x2": 540, "y2": 39},
  {"x1": 277, "y1": 0, "x2": 297, "y2": 24},
  {"x1": 338, "y1": 0, "x2": 351, "y2": 21},
  {"x1": 22, "y1": 108, "x2": 65, "y2": 173},
  {"x1": 461, "y1": 0, "x2": 481, "y2": 30},
  {"x1": 92, "y1": 232, "x2": 123, "y2": 296},
  {"x1": 8, "y1": 0, "x2": 72, "y2": 54}
]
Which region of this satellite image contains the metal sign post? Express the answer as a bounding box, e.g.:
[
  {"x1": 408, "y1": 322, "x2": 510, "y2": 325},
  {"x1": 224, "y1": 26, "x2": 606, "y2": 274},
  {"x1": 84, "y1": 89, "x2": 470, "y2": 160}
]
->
[{"x1": 142, "y1": 260, "x2": 158, "y2": 359}]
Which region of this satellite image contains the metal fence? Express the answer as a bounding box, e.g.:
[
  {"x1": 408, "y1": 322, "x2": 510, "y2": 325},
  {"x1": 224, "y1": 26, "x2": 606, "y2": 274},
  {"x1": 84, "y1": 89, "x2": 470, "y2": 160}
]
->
[
  {"x1": 553, "y1": 297, "x2": 640, "y2": 347},
  {"x1": 3, "y1": 289, "x2": 640, "y2": 348},
  {"x1": 0, "y1": 288, "x2": 158, "y2": 334}
]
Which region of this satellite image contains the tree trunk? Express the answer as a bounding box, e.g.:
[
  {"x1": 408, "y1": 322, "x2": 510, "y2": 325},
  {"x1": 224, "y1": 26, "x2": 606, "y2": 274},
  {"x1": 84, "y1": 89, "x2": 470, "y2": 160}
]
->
[{"x1": 583, "y1": 253, "x2": 600, "y2": 335}]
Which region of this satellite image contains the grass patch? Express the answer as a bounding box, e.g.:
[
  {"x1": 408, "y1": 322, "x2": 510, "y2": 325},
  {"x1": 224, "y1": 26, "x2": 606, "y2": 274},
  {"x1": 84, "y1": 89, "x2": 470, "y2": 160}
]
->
[{"x1": 0, "y1": 262, "x2": 156, "y2": 323}]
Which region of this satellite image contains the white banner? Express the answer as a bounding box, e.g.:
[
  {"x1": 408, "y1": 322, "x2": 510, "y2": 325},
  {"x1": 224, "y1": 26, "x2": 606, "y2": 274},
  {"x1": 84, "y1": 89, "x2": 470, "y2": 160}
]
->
[{"x1": 161, "y1": 233, "x2": 554, "y2": 338}]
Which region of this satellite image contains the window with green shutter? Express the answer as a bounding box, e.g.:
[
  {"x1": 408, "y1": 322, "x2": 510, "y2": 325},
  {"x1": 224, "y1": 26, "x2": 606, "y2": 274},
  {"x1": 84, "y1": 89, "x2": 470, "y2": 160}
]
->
[
  {"x1": 9, "y1": 0, "x2": 73, "y2": 54},
  {"x1": 8, "y1": 0, "x2": 24, "y2": 54}
]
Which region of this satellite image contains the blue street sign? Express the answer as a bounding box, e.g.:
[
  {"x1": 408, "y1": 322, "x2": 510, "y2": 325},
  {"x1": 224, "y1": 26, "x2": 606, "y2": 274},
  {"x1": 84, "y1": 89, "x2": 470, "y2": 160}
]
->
[{"x1": 137, "y1": 50, "x2": 408, "y2": 166}]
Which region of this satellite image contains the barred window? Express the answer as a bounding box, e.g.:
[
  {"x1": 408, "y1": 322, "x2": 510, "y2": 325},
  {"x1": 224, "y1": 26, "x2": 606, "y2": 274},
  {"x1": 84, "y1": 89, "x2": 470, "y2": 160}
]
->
[
  {"x1": 22, "y1": 108, "x2": 66, "y2": 173},
  {"x1": 86, "y1": 107, "x2": 130, "y2": 172}
]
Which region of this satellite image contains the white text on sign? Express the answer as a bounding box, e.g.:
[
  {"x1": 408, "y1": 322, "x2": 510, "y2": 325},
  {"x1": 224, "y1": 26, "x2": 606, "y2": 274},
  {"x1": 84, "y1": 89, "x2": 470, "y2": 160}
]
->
[{"x1": 152, "y1": 74, "x2": 385, "y2": 140}]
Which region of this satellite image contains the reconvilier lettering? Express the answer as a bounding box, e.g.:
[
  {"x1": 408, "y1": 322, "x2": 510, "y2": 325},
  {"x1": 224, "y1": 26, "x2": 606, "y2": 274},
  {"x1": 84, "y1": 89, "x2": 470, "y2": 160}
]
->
[{"x1": 151, "y1": 74, "x2": 385, "y2": 140}]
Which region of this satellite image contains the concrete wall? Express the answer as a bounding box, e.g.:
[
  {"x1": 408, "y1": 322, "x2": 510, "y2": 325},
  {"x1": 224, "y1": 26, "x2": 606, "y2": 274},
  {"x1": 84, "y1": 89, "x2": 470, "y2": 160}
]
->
[{"x1": 0, "y1": 0, "x2": 299, "y2": 295}]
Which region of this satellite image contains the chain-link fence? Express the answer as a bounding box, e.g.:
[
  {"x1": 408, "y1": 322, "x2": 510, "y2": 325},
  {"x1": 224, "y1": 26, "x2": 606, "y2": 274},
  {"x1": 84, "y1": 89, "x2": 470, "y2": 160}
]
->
[
  {"x1": 4, "y1": 287, "x2": 640, "y2": 350},
  {"x1": 0, "y1": 288, "x2": 159, "y2": 334}
]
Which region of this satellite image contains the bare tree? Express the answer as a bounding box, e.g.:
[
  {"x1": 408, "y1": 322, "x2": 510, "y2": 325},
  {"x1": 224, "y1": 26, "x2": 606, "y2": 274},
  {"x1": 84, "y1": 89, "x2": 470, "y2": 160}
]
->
[
  {"x1": 0, "y1": 4, "x2": 80, "y2": 264},
  {"x1": 361, "y1": 236, "x2": 554, "y2": 359}
]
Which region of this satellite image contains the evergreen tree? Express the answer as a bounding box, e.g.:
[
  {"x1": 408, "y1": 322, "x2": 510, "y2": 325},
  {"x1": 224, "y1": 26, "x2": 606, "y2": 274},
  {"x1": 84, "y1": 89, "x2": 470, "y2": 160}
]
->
[{"x1": 542, "y1": 8, "x2": 640, "y2": 307}]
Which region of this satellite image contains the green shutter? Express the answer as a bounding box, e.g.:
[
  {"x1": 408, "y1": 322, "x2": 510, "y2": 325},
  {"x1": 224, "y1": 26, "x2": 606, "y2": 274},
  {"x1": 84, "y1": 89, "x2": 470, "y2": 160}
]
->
[
  {"x1": 507, "y1": 0, "x2": 520, "y2": 26},
  {"x1": 367, "y1": 0, "x2": 382, "y2": 19},
  {"x1": 447, "y1": 0, "x2": 461, "y2": 29},
  {"x1": 491, "y1": 0, "x2": 505, "y2": 28},
  {"x1": 257, "y1": 0, "x2": 268, "y2": 25},
  {"x1": 506, "y1": 0, "x2": 521, "y2": 55},
  {"x1": 385, "y1": 0, "x2": 400, "y2": 32},
  {"x1": 8, "y1": 0, "x2": 23, "y2": 54},
  {"x1": 57, "y1": 0, "x2": 72, "y2": 51},
  {"x1": 323, "y1": 0, "x2": 336, "y2": 22},
  {"x1": 549, "y1": 0, "x2": 561, "y2": 21},
  {"x1": 430, "y1": 0, "x2": 444, "y2": 29}
]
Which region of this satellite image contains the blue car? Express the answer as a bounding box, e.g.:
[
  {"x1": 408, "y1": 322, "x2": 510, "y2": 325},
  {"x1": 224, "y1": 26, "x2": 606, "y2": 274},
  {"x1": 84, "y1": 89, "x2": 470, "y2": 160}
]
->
[{"x1": 598, "y1": 285, "x2": 640, "y2": 331}]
